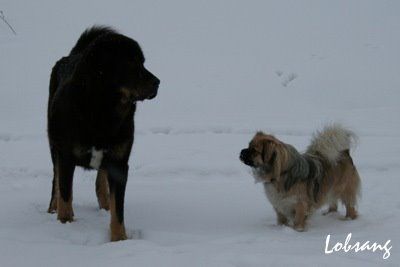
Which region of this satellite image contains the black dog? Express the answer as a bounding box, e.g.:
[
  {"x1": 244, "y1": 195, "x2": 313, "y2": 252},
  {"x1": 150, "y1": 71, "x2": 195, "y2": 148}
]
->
[{"x1": 47, "y1": 26, "x2": 159, "y2": 241}]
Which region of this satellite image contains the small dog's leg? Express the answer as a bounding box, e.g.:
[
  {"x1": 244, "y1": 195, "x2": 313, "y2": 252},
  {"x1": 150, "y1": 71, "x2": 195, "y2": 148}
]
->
[
  {"x1": 57, "y1": 155, "x2": 75, "y2": 223},
  {"x1": 293, "y1": 202, "x2": 307, "y2": 232},
  {"x1": 341, "y1": 156, "x2": 360, "y2": 220},
  {"x1": 345, "y1": 205, "x2": 358, "y2": 220},
  {"x1": 96, "y1": 169, "x2": 110, "y2": 210},
  {"x1": 323, "y1": 201, "x2": 338, "y2": 215},
  {"x1": 341, "y1": 193, "x2": 358, "y2": 219},
  {"x1": 341, "y1": 183, "x2": 359, "y2": 220},
  {"x1": 275, "y1": 209, "x2": 288, "y2": 226}
]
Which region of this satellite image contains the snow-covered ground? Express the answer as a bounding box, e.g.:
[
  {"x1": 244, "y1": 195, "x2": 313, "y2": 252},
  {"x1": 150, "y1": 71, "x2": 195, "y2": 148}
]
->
[{"x1": 0, "y1": 1, "x2": 399, "y2": 266}]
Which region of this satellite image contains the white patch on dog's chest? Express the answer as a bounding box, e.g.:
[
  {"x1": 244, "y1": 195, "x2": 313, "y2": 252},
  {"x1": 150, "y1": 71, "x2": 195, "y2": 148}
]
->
[
  {"x1": 264, "y1": 184, "x2": 297, "y2": 218},
  {"x1": 89, "y1": 147, "x2": 104, "y2": 169}
]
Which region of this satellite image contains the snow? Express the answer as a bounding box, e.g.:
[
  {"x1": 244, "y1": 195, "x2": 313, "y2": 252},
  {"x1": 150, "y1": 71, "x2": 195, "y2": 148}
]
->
[{"x1": 0, "y1": 1, "x2": 399, "y2": 266}]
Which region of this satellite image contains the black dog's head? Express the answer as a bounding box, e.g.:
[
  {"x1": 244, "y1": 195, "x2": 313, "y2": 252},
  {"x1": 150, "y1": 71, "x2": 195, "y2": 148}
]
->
[{"x1": 82, "y1": 31, "x2": 160, "y2": 102}]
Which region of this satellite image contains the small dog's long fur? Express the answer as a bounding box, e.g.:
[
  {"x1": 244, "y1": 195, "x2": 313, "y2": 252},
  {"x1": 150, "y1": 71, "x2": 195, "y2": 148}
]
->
[{"x1": 240, "y1": 124, "x2": 361, "y2": 231}]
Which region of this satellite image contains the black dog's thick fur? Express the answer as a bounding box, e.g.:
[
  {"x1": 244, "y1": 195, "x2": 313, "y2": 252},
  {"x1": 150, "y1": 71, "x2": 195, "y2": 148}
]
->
[{"x1": 47, "y1": 26, "x2": 159, "y2": 241}]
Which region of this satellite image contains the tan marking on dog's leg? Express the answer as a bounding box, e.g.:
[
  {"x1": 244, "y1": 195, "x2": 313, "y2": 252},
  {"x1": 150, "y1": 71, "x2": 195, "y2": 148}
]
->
[
  {"x1": 109, "y1": 192, "x2": 127, "y2": 241},
  {"x1": 48, "y1": 168, "x2": 59, "y2": 213},
  {"x1": 48, "y1": 195, "x2": 58, "y2": 213},
  {"x1": 96, "y1": 169, "x2": 110, "y2": 210},
  {"x1": 55, "y1": 154, "x2": 75, "y2": 223},
  {"x1": 57, "y1": 195, "x2": 74, "y2": 223},
  {"x1": 293, "y1": 202, "x2": 307, "y2": 232},
  {"x1": 275, "y1": 209, "x2": 288, "y2": 226}
]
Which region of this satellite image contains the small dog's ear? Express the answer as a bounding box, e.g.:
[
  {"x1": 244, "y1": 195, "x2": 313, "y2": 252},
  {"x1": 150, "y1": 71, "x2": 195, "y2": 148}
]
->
[
  {"x1": 269, "y1": 151, "x2": 277, "y2": 164},
  {"x1": 262, "y1": 140, "x2": 275, "y2": 163},
  {"x1": 263, "y1": 138, "x2": 289, "y2": 182},
  {"x1": 261, "y1": 141, "x2": 267, "y2": 163}
]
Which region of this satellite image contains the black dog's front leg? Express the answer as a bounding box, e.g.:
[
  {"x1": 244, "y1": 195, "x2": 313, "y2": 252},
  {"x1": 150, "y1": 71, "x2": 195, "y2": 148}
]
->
[
  {"x1": 103, "y1": 160, "x2": 128, "y2": 241},
  {"x1": 57, "y1": 153, "x2": 76, "y2": 223}
]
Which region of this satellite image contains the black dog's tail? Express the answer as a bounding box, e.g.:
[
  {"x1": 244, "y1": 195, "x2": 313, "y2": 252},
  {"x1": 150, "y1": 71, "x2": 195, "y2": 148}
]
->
[{"x1": 69, "y1": 26, "x2": 116, "y2": 55}]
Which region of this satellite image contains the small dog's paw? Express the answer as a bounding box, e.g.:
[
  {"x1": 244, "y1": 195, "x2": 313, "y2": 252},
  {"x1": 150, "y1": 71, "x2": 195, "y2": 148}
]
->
[
  {"x1": 345, "y1": 213, "x2": 358, "y2": 220},
  {"x1": 345, "y1": 207, "x2": 358, "y2": 220},
  {"x1": 293, "y1": 224, "x2": 306, "y2": 232}
]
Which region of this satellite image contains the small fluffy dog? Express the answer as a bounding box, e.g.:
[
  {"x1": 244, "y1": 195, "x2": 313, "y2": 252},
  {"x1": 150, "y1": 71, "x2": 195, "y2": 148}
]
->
[{"x1": 240, "y1": 124, "x2": 361, "y2": 231}]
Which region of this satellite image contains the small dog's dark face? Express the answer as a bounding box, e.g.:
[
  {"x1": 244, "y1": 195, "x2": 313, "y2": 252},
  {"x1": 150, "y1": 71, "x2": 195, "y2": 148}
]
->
[
  {"x1": 90, "y1": 34, "x2": 160, "y2": 102},
  {"x1": 240, "y1": 132, "x2": 284, "y2": 183},
  {"x1": 240, "y1": 148, "x2": 260, "y2": 167}
]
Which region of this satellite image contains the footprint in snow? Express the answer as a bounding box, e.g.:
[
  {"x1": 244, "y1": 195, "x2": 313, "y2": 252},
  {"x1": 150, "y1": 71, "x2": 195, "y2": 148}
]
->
[
  {"x1": 274, "y1": 70, "x2": 298, "y2": 87},
  {"x1": 281, "y1": 73, "x2": 298, "y2": 87}
]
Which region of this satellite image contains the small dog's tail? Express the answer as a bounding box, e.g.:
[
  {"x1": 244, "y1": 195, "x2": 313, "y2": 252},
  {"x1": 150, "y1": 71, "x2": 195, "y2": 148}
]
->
[
  {"x1": 69, "y1": 26, "x2": 116, "y2": 55},
  {"x1": 307, "y1": 123, "x2": 357, "y2": 164}
]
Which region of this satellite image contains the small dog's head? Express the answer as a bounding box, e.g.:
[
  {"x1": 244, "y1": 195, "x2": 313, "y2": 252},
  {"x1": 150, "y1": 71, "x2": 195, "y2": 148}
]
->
[{"x1": 240, "y1": 132, "x2": 289, "y2": 183}]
